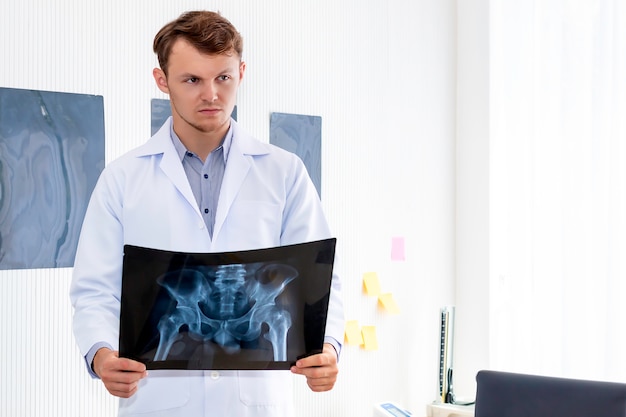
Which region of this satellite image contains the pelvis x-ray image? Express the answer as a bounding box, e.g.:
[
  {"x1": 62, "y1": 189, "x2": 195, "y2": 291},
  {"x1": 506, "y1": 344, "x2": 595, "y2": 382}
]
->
[
  {"x1": 154, "y1": 263, "x2": 296, "y2": 363},
  {"x1": 120, "y1": 239, "x2": 336, "y2": 370}
]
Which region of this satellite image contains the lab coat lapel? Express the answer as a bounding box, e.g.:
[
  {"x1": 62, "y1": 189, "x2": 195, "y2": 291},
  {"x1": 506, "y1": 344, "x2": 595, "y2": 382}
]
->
[
  {"x1": 213, "y1": 124, "x2": 270, "y2": 240},
  {"x1": 213, "y1": 139, "x2": 250, "y2": 239},
  {"x1": 159, "y1": 146, "x2": 199, "y2": 213},
  {"x1": 138, "y1": 118, "x2": 199, "y2": 214}
]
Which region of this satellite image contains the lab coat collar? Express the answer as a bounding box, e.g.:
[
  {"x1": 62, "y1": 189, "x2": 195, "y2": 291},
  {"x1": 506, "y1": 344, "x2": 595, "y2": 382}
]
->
[
  {"x1": 132, "y1": 117, "x2": 272, "y2": 242},
  {"x1": 135, "y1": 117, "x2": 270, "y2": 158}
]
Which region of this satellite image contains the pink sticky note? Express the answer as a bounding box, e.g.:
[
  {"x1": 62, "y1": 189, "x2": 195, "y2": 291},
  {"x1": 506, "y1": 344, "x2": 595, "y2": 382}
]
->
[{"x1": 391, "y1": 237, "x2": 405, "y2": 261}]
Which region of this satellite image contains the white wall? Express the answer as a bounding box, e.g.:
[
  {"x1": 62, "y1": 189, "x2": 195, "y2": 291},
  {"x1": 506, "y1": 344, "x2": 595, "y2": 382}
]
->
[
  {"x1": 0, "y1": 1, "x2": 457, "y2": 416},
  {"x1": 454, "y1": 0, "x2": 490, "y2": 400}
]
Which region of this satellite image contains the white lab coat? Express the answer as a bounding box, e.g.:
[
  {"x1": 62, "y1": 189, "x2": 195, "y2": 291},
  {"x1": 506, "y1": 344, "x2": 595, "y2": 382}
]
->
[{"x1": 70, "y1": 118, "x2": 344, "y2": 417}]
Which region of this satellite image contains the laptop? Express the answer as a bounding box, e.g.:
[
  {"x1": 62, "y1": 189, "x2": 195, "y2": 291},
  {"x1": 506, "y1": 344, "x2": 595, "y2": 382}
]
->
[{"x1": 475, "y1": 370, "x2": 626, "y2": 417}]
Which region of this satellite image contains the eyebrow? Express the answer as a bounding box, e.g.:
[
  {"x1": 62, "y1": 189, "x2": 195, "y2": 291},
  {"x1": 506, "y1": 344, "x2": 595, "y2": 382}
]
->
[
  {"x1": 178, "y1": 73, "x2": 201, "y2": 79},
  {"x1": 176, "y1": 67, "x2": 238, "y2": 79}
]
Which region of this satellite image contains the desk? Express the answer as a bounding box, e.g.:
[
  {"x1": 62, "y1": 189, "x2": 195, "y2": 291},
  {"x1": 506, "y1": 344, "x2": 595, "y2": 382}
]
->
[{"x1": 426, "y1": 403, "x2": 474, "y2": 417}]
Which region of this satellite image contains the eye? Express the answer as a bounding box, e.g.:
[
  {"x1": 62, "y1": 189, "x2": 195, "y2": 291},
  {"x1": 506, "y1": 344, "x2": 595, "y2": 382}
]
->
[
  {"x1": 218, "y1": 75, "x2": 231, "y2": 82},
  {"x1": 186, "y1": 77, "x2": 199, "y2": 84}
]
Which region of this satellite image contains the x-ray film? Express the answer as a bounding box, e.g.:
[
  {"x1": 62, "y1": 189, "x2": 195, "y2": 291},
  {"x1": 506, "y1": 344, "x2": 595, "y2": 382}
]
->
[{"x1": 119, "y1": 238, "x2": 336, "y2": 370}]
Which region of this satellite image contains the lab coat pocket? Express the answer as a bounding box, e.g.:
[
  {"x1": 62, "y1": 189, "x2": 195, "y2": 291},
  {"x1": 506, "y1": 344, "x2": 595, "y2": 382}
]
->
[
  {"x1": 238, "y1": 370, "x2": 292, "y2": 406},
  {"x1": 118, "y1": 371, "x2": 191, "y2": 414}
]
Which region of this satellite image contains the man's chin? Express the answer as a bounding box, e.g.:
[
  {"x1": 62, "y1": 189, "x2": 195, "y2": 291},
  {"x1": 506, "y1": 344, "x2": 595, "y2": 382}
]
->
[{"x1": 191, "y1": 119, "x2": 229, "y2": 134}]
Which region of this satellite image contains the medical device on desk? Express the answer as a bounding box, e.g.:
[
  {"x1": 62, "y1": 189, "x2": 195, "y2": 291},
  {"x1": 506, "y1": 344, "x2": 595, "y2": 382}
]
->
[
  {"x1": 438, "y1": 306, "x2": 455, "y2": 404},
  {"x1": 373, "y1": 402, "x2": 412, "y2": 417},
  {"x1": 436, "y1": 306, "x2": 474, "y2": 408}
]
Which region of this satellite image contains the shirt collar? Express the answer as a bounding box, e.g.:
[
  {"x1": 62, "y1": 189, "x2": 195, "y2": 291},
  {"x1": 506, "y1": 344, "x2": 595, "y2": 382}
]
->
[{"x1": 170, "y1": 121, "x2": 234, "y2": 163}]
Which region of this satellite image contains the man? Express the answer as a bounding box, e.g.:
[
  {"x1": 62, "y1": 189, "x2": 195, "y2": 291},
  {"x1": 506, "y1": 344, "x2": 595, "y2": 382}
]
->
[{"x1": 70, "y1": 10, "x2": 343, "y2": 417}]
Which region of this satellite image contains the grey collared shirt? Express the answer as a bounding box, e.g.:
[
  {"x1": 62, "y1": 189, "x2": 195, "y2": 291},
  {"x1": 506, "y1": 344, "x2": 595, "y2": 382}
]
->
[{"x1": 170, "y1": 123, "x2": 233, "y2": 238}]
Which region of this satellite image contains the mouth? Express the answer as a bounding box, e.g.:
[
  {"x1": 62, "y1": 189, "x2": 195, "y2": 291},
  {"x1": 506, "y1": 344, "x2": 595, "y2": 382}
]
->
[{"x1": 198, "y1": 108, "x2": 221, "y2": 116}]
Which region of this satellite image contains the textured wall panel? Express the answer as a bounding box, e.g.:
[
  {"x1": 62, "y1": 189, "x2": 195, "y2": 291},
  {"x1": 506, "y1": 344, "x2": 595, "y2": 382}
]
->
[{"x1": 0, "y1": 1, "x2": 457, "y2": 416}]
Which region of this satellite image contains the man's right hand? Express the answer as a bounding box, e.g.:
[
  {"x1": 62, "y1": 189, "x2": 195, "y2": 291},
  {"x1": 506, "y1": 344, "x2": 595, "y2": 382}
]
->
[{"x1": 92, "y1": 347, "x2": 148, "y2": 398}]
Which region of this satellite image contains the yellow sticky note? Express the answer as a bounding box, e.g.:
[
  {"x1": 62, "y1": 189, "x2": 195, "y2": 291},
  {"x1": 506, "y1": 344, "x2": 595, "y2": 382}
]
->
[
  {"x1": 344, "y1": 320, "x2": 364, "y2": 346},
  {"x1": 362, "y1": 272, "x2": 382, "y2": 296},
  {"x1": 378, "y1": 293, "x2": 400, "y2": 314},
  {"x1": 361, "y1": 326, "x2": 378, "y2": 350}
]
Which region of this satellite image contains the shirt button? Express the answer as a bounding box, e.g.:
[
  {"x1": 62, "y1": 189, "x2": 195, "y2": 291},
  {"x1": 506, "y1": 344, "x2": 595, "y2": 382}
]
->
[
  {"x1": 186, "y1": 152, "x2": 193, "y2": 157},
  {"x1": 210, "y1": 371, "x2": 220, "y2": 380},
  {"x1": 204, "y1": 208, "x2": 209, "y2": 214},
  {"x1": 203, "y1": 174, "x2": 209, "y2": 179}
]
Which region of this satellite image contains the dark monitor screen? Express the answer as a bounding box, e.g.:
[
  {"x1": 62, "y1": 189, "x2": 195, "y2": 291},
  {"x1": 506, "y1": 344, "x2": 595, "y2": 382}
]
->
[{"x1": 475, "y1": 370, "x2": 626, "y2": 417}]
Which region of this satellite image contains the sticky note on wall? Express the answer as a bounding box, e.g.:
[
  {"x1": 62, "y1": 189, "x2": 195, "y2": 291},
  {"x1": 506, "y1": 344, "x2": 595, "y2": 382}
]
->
[
  {"x1": 378, "y1": 293, "x2": 400, "y2": 314},
  {"x1": 362, "y1": 272, "x2": 382, "y2": 296},
  {"x1": 361, "y1": 326, "x2": 378, "y2": 351},
  {"x1": 344, "y1": 320, "x2": 364, "y2": 346},
  {"x1": 391, "y1": 236, "x2": 406, "y2": 261}
]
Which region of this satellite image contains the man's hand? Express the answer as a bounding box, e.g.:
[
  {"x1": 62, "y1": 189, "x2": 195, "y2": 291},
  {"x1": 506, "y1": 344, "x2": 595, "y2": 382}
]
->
[
  {"x1": 290, "y1": 343, "x2": 338, "y2": 392},
  {"x1": 92, "y1": 347, "x2": 148, "y2": 398}
]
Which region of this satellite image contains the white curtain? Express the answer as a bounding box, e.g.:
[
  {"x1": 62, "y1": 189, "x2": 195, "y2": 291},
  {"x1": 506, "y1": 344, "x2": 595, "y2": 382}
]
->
[{"x1": 489, "y1": 0, "x2": 626, "y2": 382}]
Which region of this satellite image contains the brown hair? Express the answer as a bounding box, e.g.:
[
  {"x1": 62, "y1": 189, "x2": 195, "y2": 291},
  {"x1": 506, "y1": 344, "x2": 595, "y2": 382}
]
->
[{"x1": 153, "y1": 11, "x2": 243, "y2": 75}]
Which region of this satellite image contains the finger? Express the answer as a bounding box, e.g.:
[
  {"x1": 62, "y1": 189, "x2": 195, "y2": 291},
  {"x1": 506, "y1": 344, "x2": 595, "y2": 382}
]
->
[
  {"x1": 295, "y1": 353, "x2": 330, "y2": 368},
  {"x1": 102, "y1": 370, "x2": 147, "y2": 398},
  {"x1": 117, "y1": 357, "x2": 148, "y2": 373},
  {"x1": 307, "y1": 376, "x2": 336, "y2": 392},
  {"x1": 307, "y1": 373, "x2": 334, "y2": 384},
  {"x1": 110, "y1": 369, "x2": 147, "y2": 384},
  {"x1": 294, "y1": 363, "x2": 338, "y2": 383},
  {"x1": 294, "y1": 344, "x2": 338, "y2": 369},
  {"x1": 106, "y1": 381, "x2": 141, "y2": 398},
  {"x1": 100, "y1": 352, "x2": 146, "y2": 374}
]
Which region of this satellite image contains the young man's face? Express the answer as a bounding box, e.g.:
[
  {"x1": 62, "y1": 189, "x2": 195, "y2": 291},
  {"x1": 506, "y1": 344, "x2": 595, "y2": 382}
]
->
[{"x1": 153, "y1": 38, "x2": 245, "y2": 141}]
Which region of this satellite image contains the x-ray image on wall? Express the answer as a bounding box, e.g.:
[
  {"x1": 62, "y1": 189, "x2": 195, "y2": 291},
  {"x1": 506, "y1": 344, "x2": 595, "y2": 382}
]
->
[
  {"x1": 151, "y1": 98, "x2": 237, "y2": 135},
  {"x1": 270, "y1": 112, "x2": 322, "y2": 198},
  {"x1": 0, "y1": 87, "x2": 104, "y2": 270},
  {"x1": 119, "y1": 238, "x2": 336, "y2": 370}
]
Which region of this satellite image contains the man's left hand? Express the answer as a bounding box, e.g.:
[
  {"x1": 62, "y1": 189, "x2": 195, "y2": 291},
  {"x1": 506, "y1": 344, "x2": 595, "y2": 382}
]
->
[{"x1": 290, "y1": 343, "x2": 338, "y2": 392}]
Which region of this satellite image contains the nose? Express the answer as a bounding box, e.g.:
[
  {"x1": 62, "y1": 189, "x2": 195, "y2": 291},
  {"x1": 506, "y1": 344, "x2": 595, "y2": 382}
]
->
[{"x1": 202, "y1": 81, "x2": 218, "y2": 102}]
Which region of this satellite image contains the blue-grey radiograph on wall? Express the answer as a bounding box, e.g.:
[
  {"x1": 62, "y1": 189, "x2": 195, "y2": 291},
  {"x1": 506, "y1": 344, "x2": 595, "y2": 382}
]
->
[
  {"x1": 151, "y1": 98, "x2": 237, "y2": 135},
  {"x1": 270, "y1": 112, "x2": 322, "y2": 198},
  {"x1": 0, "y1": 87, "x2": 104, "y2": 270}
]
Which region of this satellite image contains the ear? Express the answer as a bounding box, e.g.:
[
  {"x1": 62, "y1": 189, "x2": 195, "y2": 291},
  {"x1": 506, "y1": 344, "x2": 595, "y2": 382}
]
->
[
  {"x1": 238, "y1": 61, "x2": 246, "y2": 84},
  {"x1": 153, "y1": 68, "x2": 170, "y2": 94}
]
